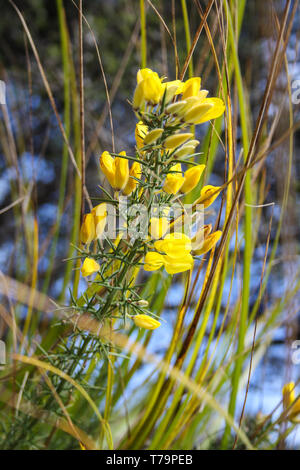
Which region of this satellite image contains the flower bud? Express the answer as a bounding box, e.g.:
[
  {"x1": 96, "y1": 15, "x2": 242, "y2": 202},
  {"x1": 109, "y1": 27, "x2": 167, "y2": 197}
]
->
[
  {"x1": 183, "y1": 102, "x2": 214, "y2": 124},
  {"x1": 143, "y1": 128, "x2": 164, "y2": 145},
  {"x1": 133, "y1": 314, "x2": 161, "y2": 330},
  {"x1": 163, "y1": 133, "x2": 194, "y2": 150},
  {"x1": 136, "y1": 299, "x2": 149, "y2": 307},
  {"x1": 162, "y1": 80, "x2": 182, "y2": 103},
  {"x1": 165, "y1": 100, "x2": 187, "y2": 116},
  {"x1": 174, "y1": 139, "x2": 200, "y2": 159},
  {"x1": 193, "y1": 97, "x2": 226, "y2": 124}
]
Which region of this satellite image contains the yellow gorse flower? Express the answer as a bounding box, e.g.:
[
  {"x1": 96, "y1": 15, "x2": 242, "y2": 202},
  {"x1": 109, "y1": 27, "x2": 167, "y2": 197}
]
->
[
  {"x1": 123, "y1": 162, "x2": 142, "y2": 196},
  {"x1": 99, "y1": 151, "x2": 115, "y2": 187},
  {"x1": 282, "y1": 382, "x2": 300, "y2": 421},
  {"x1": 135, "y1": 121, "x2": 148, "y2": 150},
  {"x1": 179, "y1": 77, "x2": 201, "y2": 99},
  {"x1": 100, "y1": 150, "x2": 129, "y2": 191},
  {"x1": 144, "y1": 233, "x2": 193, "y2": 275},
  {"x1": 133, "y1": 68, "x2": 164, "y2": 108},
  {"x1": 163, "y1": 133, "x2": 194, "y2": 150},
  {"x1": 174, "y1": 139, "x2": 199, "y2": 159},
  {"x1": 180, "y1": 164, "x2": 205, "y2": 194},
  {"x1": 133, "y1": 314, "x2": 161, "y2": 330},
  {"x1": 143, "y1": 128, "x2": 164, "y2": 145},
  {"x1": 167, "y1": 76, "x2": 225, "y2": 124},
  {"x1": 165, "y1": 100, "x2": 188, "y2": 116},
  {"x1": 186, "y1": 98, "x2": 225, "y2": 125},
  {"x1": 81, "y1": 257, "x2": 100, "y2": 277},
  {"x1": 191, "y1": 224, "x2": 212, "y2": 247},
  {"x1": 80, "y1": 203, "x2": 107, "y2": 245},
  {"x1": 91, "y1": 203, "x2": 107, "y2": 239},
  {"x1": 162, "y1": 79, "x2": 182, "y2": 103},
  {"x1": 192, "y1": 230, "x2": 222, "y2": 256},
  {"x1": 163, "y1": 163, "x2": 184, "y2": 195},
  {"x1": 196, "y1": 185, "x2": 222, "y2": 208},
  {"x1": 80, "y1": 213, "x2": 96, "y2": 245}
]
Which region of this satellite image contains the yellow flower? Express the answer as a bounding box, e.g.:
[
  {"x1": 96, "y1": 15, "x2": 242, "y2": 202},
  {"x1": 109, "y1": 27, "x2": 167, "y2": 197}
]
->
[
  {"x1": 191, "y1": 224, "x2": 212, "y2": 249},
  {"x1": 154, "y1": 233, "x2": 192, "y2": 258},
  {"x1": 163, "y1": 132, "x2": 194, "y2": 150},
  {"x1": 283, "y1": 382, "x2": 300, "y2": 420},
  {"x1": 144, "y1": 233, "x2": 193, "y2": 275},
  {"x1": 149, "y1": 217, "x2": 169, "y2": 239},
  {"x1": 163, "y1": 253, "x2": 194, "y2": 274},
  {"x1": 115, "y1": 151, "x2": 129, "y2": 190},
  {"x1": 180, "y1": 164, "x2": 205, "y2": 194},
  {"x1": 192, "y1": 230, "x2": 222, "y2": 256},
  {"x1": 198, "y1": 89, "x2": 209, "y2": 101},
  {"x1": 100, "y1": 151, "x2": 115, "y2": 187},
  {"x1": 100, "y1": 150, "x2": 129, "y2": 191},
  {"x1": 185, "y1": 97, "x2": 225, "y2": 124},
  {"x1": 144, "y1": 251, "x2": 165, "y2": 271},
  {"x1": 174, "y1": 139, "x2": 200, "y2": 159},
  {"x1": 80, "y1": 213, "x2": 96, "y2": 245},
  {"x1": 196, "y1": 185, "x2": 222, "y2": 208},
  {"x1": 81, "y1": 257, "x2": 100, "y2": 277},
  {"x1": 165, "y1": 100, "x2": 188, "y2": 116},
  {"x1": 143, "y1": 128, "x2": 164, "y2": 145},
  {"x1": 123, "y1": 162, "x2": 142, "y2": 196},
  {"x1": 133, "y1": 314, "x2": 161, "y2": 330},
  {"x1": 135, "y1": 121, "x2": 148, "y2": 150},
  {"x1": 163, "y1": 163, "x2": 185, "y2": 195},
  {"x1": 183, "y1": 101, "x2": 214, "y2": 124},
  {"x1": 177, "y1": 96, "x2": 201, "y2": 115},
  {"x1": 133, "y1": 81, "x2": 145, "y2": 109},
  {"x1": 162, "y1": 79, "x2": 182, "y2": 103},
  {"x1": 180, "y1": 77, "x2": 201, "y2": 99},
  {"x1": 133, "y1": 68, "x2": 164, "y2": 107},
  {"x1": 137, "y1": 68, "x2": 157, "y2": 83},
  {"x1": 91, "y1": 203, "x2": 107, "y2": 239}
]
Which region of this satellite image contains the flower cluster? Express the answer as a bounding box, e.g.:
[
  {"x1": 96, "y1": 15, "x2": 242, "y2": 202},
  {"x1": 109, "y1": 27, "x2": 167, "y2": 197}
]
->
[{"x1": 77, "y1": 68, "x2": 225, "y2": 330}]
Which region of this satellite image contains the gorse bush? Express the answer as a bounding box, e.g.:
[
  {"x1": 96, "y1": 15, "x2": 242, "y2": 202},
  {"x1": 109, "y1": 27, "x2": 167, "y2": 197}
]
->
[
  {"x1": 77, "y1": 69, "x2": 225, "y2": 333},
  {"x1": 0, "y1": 0, "x2": 299, "y2": 451}
]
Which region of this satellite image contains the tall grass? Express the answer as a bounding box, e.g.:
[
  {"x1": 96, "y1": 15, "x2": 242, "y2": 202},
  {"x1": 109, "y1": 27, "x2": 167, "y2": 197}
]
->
[{"x1": 0, "y1": 0, "x2": 299, "y2": 450}]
